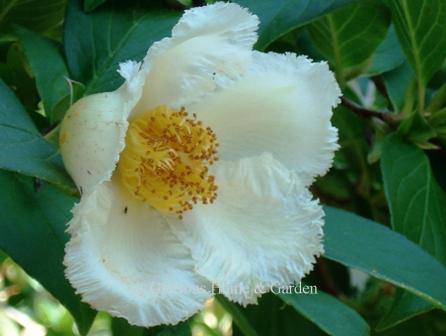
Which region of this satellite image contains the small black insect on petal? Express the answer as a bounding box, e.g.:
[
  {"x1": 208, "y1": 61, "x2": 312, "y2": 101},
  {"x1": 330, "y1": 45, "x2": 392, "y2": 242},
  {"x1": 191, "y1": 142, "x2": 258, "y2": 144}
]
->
[{"x1": 124, "y1": 206, "x2": 128, "y2": 214}]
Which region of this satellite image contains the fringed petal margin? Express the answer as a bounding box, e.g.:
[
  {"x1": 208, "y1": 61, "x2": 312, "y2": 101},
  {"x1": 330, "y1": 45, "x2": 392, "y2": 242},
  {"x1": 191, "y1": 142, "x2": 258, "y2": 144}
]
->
[
  {"x1": 168, "y1": 154, "x2": 324, "y2": 305},
  {"x1": 65, "y1": 180, "x2": 211, "y2": 327},
  {"x1": 191, "y1": 51, "x2": 341, "y2": 185},
  {"x1": 134, "y1": 2, "x2": 260, "y2": 113}
]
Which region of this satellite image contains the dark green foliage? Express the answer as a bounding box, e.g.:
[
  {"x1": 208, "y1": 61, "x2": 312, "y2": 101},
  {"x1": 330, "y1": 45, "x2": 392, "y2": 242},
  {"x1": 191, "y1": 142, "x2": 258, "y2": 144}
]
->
[
  {"x1": 1, "y1": 0, "x2": 446, "y2": 335},
  {"x1": 0, "y1": 171, "x2": 95, "y2": 335}
]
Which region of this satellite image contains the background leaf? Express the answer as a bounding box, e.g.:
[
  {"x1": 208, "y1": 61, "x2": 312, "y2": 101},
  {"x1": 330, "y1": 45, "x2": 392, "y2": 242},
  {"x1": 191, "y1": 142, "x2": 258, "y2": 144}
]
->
[
  {"x1": 386, "y1": 0, "x2": 446, "y2": 87},
  {"x1": 64, "y1": 0, "x2": 181, "y2": 95},
  {"x1": 152, "y1": 321, "x2": 192, "y2": 336},
  {"x1": 381, "y1": 134, "x2": 446, "y2": 260},
  {"x1": 332, "y1": 106, "x2": 369, "y2": 176},
  {"x1": 0, "y1": 0, "x2": 66, "y2": 34},
  {"x1": 111, "y1": 317, "x2": 193, "y2": 336},
  {"x1": 235, "y1": 0, "x2": 358, "y2": 50},
  {"x1": 2, "y1": 0, "x2": 446, "y2": 333},
  {"x1": 323, "y1": 206, "x2": 446, "y2": 311},
  {"x1": 378, "y1": 133, "x2": 446, "y2": 328},
  {"x1": 0, "y1": 171, "x2": 95, "y2": 335},
  {"x1": 0, "y1": 80, "x2": 74, "y2": 191},
  {"x1": 0, "y1": 43, "x2": 40, "y2": 114},
  {"x1": 111, "y1": 317, "x2": 145, "y2": 336},
  {"x1": 382, "y1": 61, "x2": 415, "y2": 112},
  {"x1": 84, "y1": 0, "x2": 107, "y2": 12},
  {"x1": 308, "y1": 1, "x2": 390, "y2": 83},
  {"x1": 278, "y1": 290, "x2": 370, "y2": 336},
  {"x1": 386, "y1": 0, "x2": 446, "y2": 110},
  {"x1": 16, "y1": 27, "x2": 71, "y2": 123},
  {"x1": 367, "y1": 25, "x2": 405, "y2": 76},
  {"x1": 231, "y1": 293, "x2": 326, "y2": 336}
]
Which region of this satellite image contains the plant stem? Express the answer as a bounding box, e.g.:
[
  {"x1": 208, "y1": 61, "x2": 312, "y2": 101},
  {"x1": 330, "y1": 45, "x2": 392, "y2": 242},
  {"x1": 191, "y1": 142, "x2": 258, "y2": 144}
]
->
[{"x1": 341, "y1": 97, "x2": 399, "y2": 124}]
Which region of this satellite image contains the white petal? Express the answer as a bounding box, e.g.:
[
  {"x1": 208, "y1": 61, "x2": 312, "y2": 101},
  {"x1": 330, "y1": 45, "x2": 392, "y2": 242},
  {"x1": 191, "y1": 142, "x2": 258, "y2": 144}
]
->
[
  {"x1": 168, "y1": 154, "x2": 324, "y2": 305},
  {"x1": 65, "y1": 181, "x2": 211, "y2": 327},
  {"x1": 191, "y1": 51, "x2": 341, "y2": 184},
  {"x1": 172, "y1": 1, "x2": 258, "y2": 46},
  {"x1": 134, "y1": 2, "x2": 259, "y2": 112},
  {"x1": 60, "y1": 79, "x2": 142, "y2": 195},
  {"x1": 118, "y1": 60, "x2": 143, "y2": 93}
]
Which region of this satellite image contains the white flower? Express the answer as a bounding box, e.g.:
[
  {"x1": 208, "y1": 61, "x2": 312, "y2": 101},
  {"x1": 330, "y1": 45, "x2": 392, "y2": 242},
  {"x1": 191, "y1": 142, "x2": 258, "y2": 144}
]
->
[{"x1": 59, "y1": 2, "x2": 341, "y2": 328}]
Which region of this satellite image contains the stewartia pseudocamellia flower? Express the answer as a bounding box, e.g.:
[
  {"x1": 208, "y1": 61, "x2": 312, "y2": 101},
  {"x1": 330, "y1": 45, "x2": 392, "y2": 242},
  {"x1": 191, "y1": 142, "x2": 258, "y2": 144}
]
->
[{"x1": 59, "y1": 2, "x2": 341, "y2": 327}]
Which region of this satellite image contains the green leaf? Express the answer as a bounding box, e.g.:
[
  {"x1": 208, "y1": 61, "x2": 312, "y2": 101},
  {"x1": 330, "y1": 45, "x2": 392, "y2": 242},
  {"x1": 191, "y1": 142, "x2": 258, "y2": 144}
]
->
[
  {"x1": 111, "y1": 317, "x2": 192, "y2": 336},
  {"x1": 152, "y1": 321, "x2": 191, "y2": 336},
  {"x1": 386, "y1": 0, "x2": 446, "y2": 112},
  {"x1": 323, "y1": 206, "x2": 446, "y2": 311},
  {"x1": 382, "y1": 61, "x2": 415, "y2": 112},
  {"x1": 0, "y1": 0, "x2": 66, "y2": 34},
  {"x1": 16, "y1": 27, "x2": 71, "y2": 123},
  {"x1": 308, "y1": 1, "x2": 390, "y2": 83},
  {"x1": 235, "y1": 0, "x2": 357, "y2": 51},
  {"x1": 225, "y1": 290, "x2": 367, "y2": 336},
  {"x1": 380, "y1": 312, "x2": 446, "y2": 335},
  {"x1": 0, "y1": 42, "x2": 40, "y2": 115},
  {"x1": 278, "y1": 291, "x2": 370, "y2": 336},
  {"x1": 376, "y1": 291, "x2": 433, "y2": 331},
  {"x1": 381, "y1": 134, "x2": 446, "y2": 262},
  {"x1": 64, "y1": 0, "x2": 181, "y2": 95},
  {"x1": 386, "y1": 0, "x2": 446, "y2": 90},
  {"x1": 367, "y1": 25, "x2": 405, "y2": 76},
  {"x1": 333, "y1": 106, "x2": 368, "y2": 173},
  {"x1": 378, "y1": 133, "x2": 446, "y2": 328},
  {"x1": 111, "y1": 317, "x2": 145, "y2": 336},
  {"x1": 231, "y1": 293, "x2": 326, "y2": 336},
  {"x1": 0, "y1": 80, "x2": 74, "y2": 191},
  {"x1": 84, "y1": 0, "x2": 107, "y2": 11},
  {"x1": 0, "y1": 171, "x2": 95, "y2": 335}
]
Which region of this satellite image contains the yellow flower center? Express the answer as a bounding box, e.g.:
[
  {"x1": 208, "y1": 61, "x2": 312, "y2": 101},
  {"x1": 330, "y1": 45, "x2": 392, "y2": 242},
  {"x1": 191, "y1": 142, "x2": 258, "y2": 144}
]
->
[{"x1": 117, "y1": 105, "x2": 218, "y2": 217}]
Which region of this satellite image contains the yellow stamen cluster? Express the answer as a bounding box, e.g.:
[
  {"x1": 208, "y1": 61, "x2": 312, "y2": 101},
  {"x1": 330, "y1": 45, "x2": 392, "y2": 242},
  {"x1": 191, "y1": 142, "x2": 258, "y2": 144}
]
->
[{"x1": 117, "y1": 105, "x2": 219, "y2": 217}]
